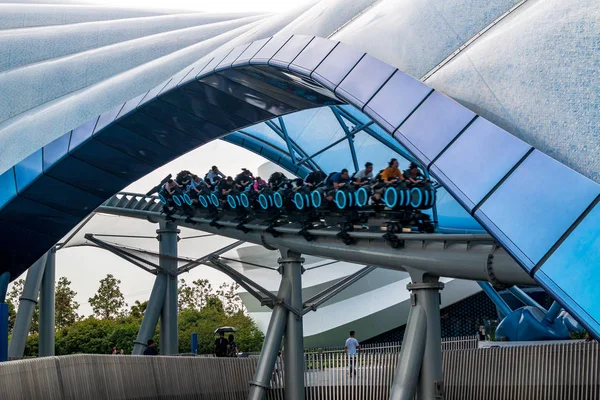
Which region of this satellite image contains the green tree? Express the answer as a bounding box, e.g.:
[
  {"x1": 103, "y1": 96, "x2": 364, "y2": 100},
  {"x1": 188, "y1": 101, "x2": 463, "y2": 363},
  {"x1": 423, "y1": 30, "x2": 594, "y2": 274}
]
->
[
  {"x1": 178, "y1": 279, "x2": 197, "y2": 312},
  {"x1": 129, "y1": 300, "x2": 148, "y2": 319},
  {"x1": 88, "y1": 274, "x2": 127, "y2": 320},
  {"x1": 55, "y1": 277, "x2": 80, "y2": 329},
  {"x1": 216, "y1": 282, "x2": 244, "y2": 316},
  {"x1": 193, "y1": 279, "x2": 213, "y2": 309}
]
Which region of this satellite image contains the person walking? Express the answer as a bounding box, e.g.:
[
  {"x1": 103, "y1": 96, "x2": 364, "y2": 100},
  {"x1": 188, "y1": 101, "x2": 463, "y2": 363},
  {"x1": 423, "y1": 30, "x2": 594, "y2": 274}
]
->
[
  {"x1": 345, "y1": 331, "x2": 360, "y2": 377},
  {"x1": 143, "y1": 339, "x2": 158, "y2": 355},
  {"x1": 227, "y1": 334, "x2": 239, "y2": 357},
  {"x1": 215, "y1": 332, "x2": 229, "y2": 357}
]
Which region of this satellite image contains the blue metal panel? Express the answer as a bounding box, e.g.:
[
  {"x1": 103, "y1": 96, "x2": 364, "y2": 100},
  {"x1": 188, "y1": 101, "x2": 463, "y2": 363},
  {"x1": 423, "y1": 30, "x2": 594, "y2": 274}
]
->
[
  {"x1": 215, "y1": 43, "x2": 252, "y2": 72},
  {"x1": 139, "y1": 99, "x2": 226, "y2": 141},
  {"x1": 250, "y1": 35, "x2": 292, "y2": 65},
  {"x1": 431, "y1": 118, "x2": 532, "y2": 210},
  {"x1": 312, "y1": 43, "x2": 364, "y2": 91},
  {"x1": 94, "y1": 124, "x2": 178, "y2": 168},
  {"x1": 157, "y1": 67, "x2": 196, "y2": 97},
  {"x1": 364, "y1": 72, "x2": 432, "y2": 133},
  {"x1": 231, "y1": 37, "x2": 271, "y2": 68},
  {"x1": 95, "y1": 103, "x2": 125, "y2": 133},
  {"x1": 0, "y1": 196, "x2": 80, "y2": 238},
  {"x1": 0, "y1": 303, "x2": 7, "y2": 362},
  {"x1": 0, "y1": 223, "x2": 57, "y2": 273},
  {"x1": 45, "y1": 156, "x2": 129, "y2": 198},
  {"x1": 196, "y1": 48, "x2": 234, "y2": 80},
  {"x1": 19, "y1": 175, "x2": 105, "y2": 218},
  {"x1": 159, "y1": 89, "x2": 249, "y2": 131},
  {"x1": 116, "y1": 92, "x2": 147, "y2": 119},
  {"x1": 0, "y1": 168, "x2": 17, "y2": 211},
  {"x1": 69, "y1": 118, "x2": 98, "y2": 151},
  {"x1": 14, "y1": 149, "x2": 43, "y2": 193},
  {"x1": 137, "y1": 79, "x2": 172, "y2": 109},
  {"x1": 269, "y1": 35, "x2": 314, "y2": 70},
  {"x1": 289, "y1": 37, "x2": 338, "y2": 76},
  {"x1": 335, "y1": 55, "x2": 396, "y2": 110},
  {"x1": 116, "y1": 113, "x2": 203, "y2": 154},
  {"x1": 395, "y1": 91, "x2": 476, "y2": 165},
  {"x1": 476, "y1": 150, "x2": 600, "y2": 269},
  {"x1": 43, "y1": 131, "x2": 71, "y2": 171},
  {"x1": 69, "y1": 135, "x2": 155, "y2": 182},
  {"x1": 535, "y1": 202, "x2": 600, "y2": 337},
  {"x1": 199, "y1": 74, "x2": 297, "y2": 116}
]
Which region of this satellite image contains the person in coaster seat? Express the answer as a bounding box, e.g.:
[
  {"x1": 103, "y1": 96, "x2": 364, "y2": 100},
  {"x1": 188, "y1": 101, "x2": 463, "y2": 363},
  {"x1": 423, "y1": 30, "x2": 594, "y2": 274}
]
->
[
  {"x1": 176, "y1": 170, "x2": 192, "y2": 187},
  {"x1": 305, "y1": 170, "x2": 327, "y2": 190},
  {"x1": 163, "y1": 178, "x2": 180, "y2": 196},
  {"x1": 325, "y1": 169, "x2": 351, "y2": 203},
  {"x1": 205, "y1": 165, "x2": 226, "y2": 185},
  {"x1": 188, "y1": 175, "x2": 206, "y2": 194},
  {"x1": 354, "y1": 162, "x2": 373, "y2": 184},
  {"x1": 235, "y1": 168, "x2": 254, "y2": 190},
  {"x1": 253, "y1": 176, "x2": 267, "y2": 192},
  {"x1": 218, "y1": 176, "x2": 236, "y2": 201},
  {"x1": 380, "y1": 158, "x2": 404, "y2": 184},
  {"x1": 404, "y1": 162, "x2": 427, "y2": 186}
]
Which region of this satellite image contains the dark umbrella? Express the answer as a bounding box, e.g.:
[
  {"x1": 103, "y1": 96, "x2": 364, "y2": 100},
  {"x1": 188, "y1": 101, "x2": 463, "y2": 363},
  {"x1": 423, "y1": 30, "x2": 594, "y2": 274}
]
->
[{"x1": 215, "y1": 326, "x2": 238, "y2": 334}]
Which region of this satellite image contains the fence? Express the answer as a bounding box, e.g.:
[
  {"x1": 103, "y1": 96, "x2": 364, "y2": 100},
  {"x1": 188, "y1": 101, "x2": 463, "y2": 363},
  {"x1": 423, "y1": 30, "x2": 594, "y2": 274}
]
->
[{"x1": 0, "y1": 341, "x2": 597, "y2": 400}]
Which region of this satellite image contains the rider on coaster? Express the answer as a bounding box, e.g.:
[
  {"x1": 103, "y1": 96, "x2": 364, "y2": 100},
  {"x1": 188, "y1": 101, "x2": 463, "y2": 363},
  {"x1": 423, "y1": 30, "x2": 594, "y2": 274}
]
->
[
  {"x1": 235, "y1": 168, "x2": 254, "y2": 190},
  {"x1": 164, "y1": 178, "x2": 180, "y2": 196},
  {"x1": 325, "y1": 169, "x2": 351, "y2": 203},
  {"x1": 353, "y1": 162, "x2": 373, "y2": 186},
  {"x1": 304, "y1": 170, "x2": 327, "y2": 190},
  {"x1": 218, "y1": 176, "x2": 236, "y2": 200},
  {"x1": 404, "y1": 162, "x2": 426, "y2": 185}
]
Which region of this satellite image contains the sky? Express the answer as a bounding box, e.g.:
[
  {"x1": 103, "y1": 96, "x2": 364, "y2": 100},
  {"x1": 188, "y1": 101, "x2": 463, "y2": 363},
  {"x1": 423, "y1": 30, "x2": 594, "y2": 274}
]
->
[{"x1": 83, "y1": 0, "x2": 315, "y2": 13}]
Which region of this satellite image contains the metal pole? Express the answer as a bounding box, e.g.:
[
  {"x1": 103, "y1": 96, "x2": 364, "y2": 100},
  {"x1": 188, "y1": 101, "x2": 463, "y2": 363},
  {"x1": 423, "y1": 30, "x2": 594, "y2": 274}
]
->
[
  {"x1": 477, "y1": 281, "x2": 512, "y2": 319},
  {"x1": 158, "y1": 221, "x2": 179, "y2": 355},
  {"x1": 407, "y1": 274, "x2": 445, "y2": 400},
  {"x1": 282, "y1": 250, "x2": 305, "y2": 400},
  {"x1": 0, "y1": 272, "x2": 9, "y2": 303},
  {"x1": 39, "y1": 248, "x2": 56, "y2": 356},
  {"x1": 248, "y1": 272, "x2": 292, "y2": 400},
  {"x1": 0, "y1": 271, "x2": 8, "y2": 362},
  {"x1": 9, "y1": 253, "x2": 48, "y2": 359},
  {"x1": 390, "y1": 304, "x2": 427, "y2": 400},
  {"x1": 132, "y1": 272, "x2": 168, "y2": 355},
  {"x1": 191, "y1": 333, "x2": 198, "y2": 354},
  {"x1": 543, "y1": 301, "x2": 563, "y2": 324},
  {"x1": 507, "y1": 286, "x2": 546, "y2": 312}
]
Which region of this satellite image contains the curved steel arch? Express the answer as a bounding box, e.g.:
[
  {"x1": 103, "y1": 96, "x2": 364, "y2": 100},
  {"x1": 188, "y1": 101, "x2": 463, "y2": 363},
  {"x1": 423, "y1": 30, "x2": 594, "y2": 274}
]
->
[{"x1": 1, "y1": 34, "x2": 599, "y2": 337}]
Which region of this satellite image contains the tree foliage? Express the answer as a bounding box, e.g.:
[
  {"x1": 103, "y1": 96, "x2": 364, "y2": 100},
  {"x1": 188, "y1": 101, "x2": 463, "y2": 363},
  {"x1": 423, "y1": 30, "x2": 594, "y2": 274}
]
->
[
  {"x1": 129, "y1": 300, "x2": 148, "y2": 319},
  {"x1": 55, "y1": 277, "x2": 80, "y2": 329},
  {"x1": 88, "y1": 274, "x2": 127, "y2": 320}
]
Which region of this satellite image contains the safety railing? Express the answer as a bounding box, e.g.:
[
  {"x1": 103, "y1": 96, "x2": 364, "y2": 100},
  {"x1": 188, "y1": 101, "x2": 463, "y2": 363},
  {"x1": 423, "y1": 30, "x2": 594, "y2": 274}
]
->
[{"x1": 0, "y1": 341, "x2": 597, "y2": 400}]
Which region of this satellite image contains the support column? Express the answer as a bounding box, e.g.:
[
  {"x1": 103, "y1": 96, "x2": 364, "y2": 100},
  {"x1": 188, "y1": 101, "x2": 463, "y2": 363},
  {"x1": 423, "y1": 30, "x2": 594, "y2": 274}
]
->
[
  {"x1": 543, "y1": 301, "x2": 563, "y2": 324},
  {"x1": 412, "y1": 277, "x2": 445, "y2": 400},
  {"x1": 132, "y1": 272, "x2": 168, "y2": 354},
  {"x1": 477, "y1": 282, "x2": 511, "y2": 319},
  {"x1": 390, "y1": 303, "x2": 427, "y2": 400},
  {"x1": 158, "y1": 221, "x2": 179, "y2": 355},
  {"x1": 0, "y1": 271, "x2": 9, "y2": 363},
  {"x1": 281, "y1": 250, "x2": 305, "y2": 400},
  {"x1": 39, "y1": 248, "x2": 56, "y2": 356},
  {"x1": 9, "y1": 253, "x2": 48, "y2": 359},
  {"x1": 248, "y1": 273, "x2": 292, "y2": 400}
]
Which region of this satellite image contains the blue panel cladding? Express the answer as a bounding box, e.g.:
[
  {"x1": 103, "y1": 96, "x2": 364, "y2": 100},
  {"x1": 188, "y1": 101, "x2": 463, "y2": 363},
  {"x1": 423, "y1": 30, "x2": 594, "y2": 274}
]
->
[
  {"x1": 198, "y1": 74, "x2": 298, "y2": 116},
  {"x1": 157, "y1": 88, "x2": 250, "y2": 131},
  {"x1": 19, "y1": 175, "x2": 105, "y2": 218},
  {"x1": 365, "y1": 71, "x2": 433, "y2": 133},
  {"x1": 14, "y1": 149, "x2": 43, "y2": 192},
  {"x1": 93, "y1": 123, "x2": 178, "y2": 168},
  {"x1": 250, "y1": 35, "x2": 292, "y2": 65},
  {"x1": 45, "y1": 156, "x2": 129, "y2": 198},
  {"x1": 138, "y1": 99, "x2": 227, "y2": 141},
  {"x1": 0, "y1": 223, "x2": 57, "y2": 273},
  {"x1": 0, "y1": 195, "x2": 80, "y2": 238},
  {"x1": 116, "y1": 92, "x2": 147, "y2": 119},
  {"x1": 395, "y1": 91, "x2": 476, "y2": 166},
  {"x1": 116, "y1": 113, "x2": 203, "y2": 154},
  {"x1": 0, "y1": 168, "x2": 17, "y2": 211},
  {"x1": 231, "y1": 37, "x2": 271, "y2": 68},
  {"x1": 157, "y1": 67, "x2": 197, "y2": 98},
  {"x1": 535, "y1": 201, "x2": 600, "y2": 337},
  {"x1": 43, "y1": 131, "x2": 71, "y2": 170},
  {"x1": 335, "y1": 55, "x2": 396, "y2": 110},
  {"x1": 95, "y1": 103, "x2": 125, "y2": 133},
  {"x1": 69, "y1": 118, "x2": 98, "y2": 150},
  {"x1": 289, "y1": 37, "x2": 338, "y2": 76},
  {"x1": 269, "y1": 35, "x2": 314, "y2": 70},
  {"x1": 215, "y1": 43, "x2": 252, "y2": 72},
  {"x1": 430, "y1": 117, "x2": 532, "y2": 210},
  {"x1": 476, "y1": 150, "x2": 600, "y2": 270},
  {"x1": 312, "y1": 43, "x2": 365, "y2": 91},
  {"x1": 196, "y1": 48, "x2": 234, "y2": 79},
  {"x1": 69, "y1": 127, "x2": 155, "y2": 182},
  {"x1": 180, "y1": 81, "x2": 273, "y2": 123}
]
